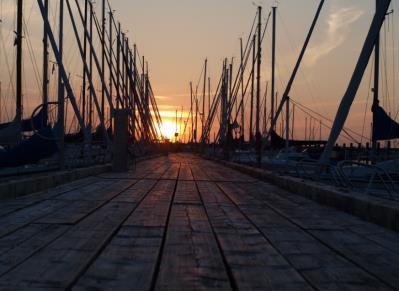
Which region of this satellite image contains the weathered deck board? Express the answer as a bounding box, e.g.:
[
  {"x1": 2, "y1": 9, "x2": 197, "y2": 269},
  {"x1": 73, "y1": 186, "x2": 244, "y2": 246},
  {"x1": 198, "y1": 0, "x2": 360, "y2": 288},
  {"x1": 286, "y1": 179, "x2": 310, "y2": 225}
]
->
[
  {"x1": 161, "y1": 163, "x2": 180, "y2": 180},
  {"x1": 0, "y1": 224, "x2": 69, "y2": 276},
  {"x1": 0, "y1": 154, "x2": 398, "y2": 290},
  {"x1": 190, "y1": 164, "x2": 210, "y2": 181},
  {"x1": 0, "y1": 201, "x2": 136, "y2": 289},
  {"x1": 156, "y1": 181, "x2": 231, "y2": 290},
  {"x1": 0, "y1": 199, "x2": 67, "y2": 238},
  {"x1": 178, "y1": 164, "x2": 194, "y2": 181},
  {"x1": 0, "y1": 176, "x2": 99, "y2": 218},
  {"x1": 197, "y1": 181, "x2": 312, "y2": 290},
  {"x1": 217, "y1": 181, "x2": 392, "y2": 290},
  {"x1": 74, "y1": 180, "x2": 175, "y2": 290}
]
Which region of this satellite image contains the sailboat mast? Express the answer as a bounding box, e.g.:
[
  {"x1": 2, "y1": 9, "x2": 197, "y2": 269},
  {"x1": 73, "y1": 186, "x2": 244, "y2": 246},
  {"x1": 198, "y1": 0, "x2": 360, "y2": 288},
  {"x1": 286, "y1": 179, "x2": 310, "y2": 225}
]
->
[
  {"x1": 202, "y1": 58, "x2": 207, "y2": 144},
  {"x1": 16, "y1": 0, "x2": 23, "y2": 131},
  {"x1": 372, "y1": 0, "x2": 380, "y2": 157},
  {"x1": 57, "y1": 0, "x2": 65, "y2": 169},
  {"x1": 190, "y1": 82, "x2": 193, "y2": 143},
  {"x1": 195, "y1": 86, "x2": 198, "y2": 144},
  {"x1": 240, "y1": 37, "x2": 245, "y2": 141},
  {"x1": 109, "y1": 10, "x2": 113, "y2": 129},
  {"x1": 42, "y1": 0, "x2": 49, "y2": 110},
  {"x1": 208, "y1": 77, "x2": 211, "y2": 141},
  {"x1": 82, "y1": 0, "x2": 88, "y2": 126},
  {"x1": 270, "y1": 6, "x2": 277, "y2": 134},
  {"x1": 256, "y1": 6, "x2": 262, "y2": 163},
  {"x1": 89, "y1": 2, "x2": 93, "y2": 129},
  {"x1": 320, "y1": 0, "x2": 391, "y2": 163},
  {"x1": 133, "y1": 44, "x2": 137, "y2": 142},
  {"x1": 101, "y1": 0, "x2": 106, "y2": 124},
  {"x1": 285, "y1": 97, "x2": 289, "y2": 150},
  {"x1": 249, "y1": 34, "x2": 255, "y2": 143}
]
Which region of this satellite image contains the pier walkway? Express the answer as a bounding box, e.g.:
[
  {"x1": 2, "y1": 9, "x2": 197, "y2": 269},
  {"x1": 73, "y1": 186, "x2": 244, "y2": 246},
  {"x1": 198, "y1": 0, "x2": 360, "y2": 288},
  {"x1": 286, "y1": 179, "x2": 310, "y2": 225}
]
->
[{"x1": 0, "y1": 154, "x2": 398, "y2": 290}]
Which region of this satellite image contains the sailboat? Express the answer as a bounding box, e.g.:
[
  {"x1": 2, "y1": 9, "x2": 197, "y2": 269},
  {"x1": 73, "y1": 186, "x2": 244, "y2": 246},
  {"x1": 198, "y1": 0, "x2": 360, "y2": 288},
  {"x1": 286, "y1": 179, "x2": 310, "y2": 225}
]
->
[{"x1": 0, "y1": 0, "x2": 58, "y2": 168}]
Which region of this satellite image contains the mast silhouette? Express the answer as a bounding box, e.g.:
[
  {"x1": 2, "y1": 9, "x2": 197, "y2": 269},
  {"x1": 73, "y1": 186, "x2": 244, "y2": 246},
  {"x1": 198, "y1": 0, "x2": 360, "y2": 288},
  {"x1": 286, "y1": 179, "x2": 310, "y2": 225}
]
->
[{"x1": 16, "y1": 0, "x2": 23, "y2": 139}]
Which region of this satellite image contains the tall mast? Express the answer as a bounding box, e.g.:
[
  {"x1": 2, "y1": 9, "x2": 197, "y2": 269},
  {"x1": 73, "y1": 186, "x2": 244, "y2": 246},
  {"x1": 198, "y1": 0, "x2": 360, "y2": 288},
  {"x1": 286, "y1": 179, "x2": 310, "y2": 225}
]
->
[
  {"x1": 101, "y1": 0, "x2": 106, "y2": 125},
  {"x1": 89, "y1": 1, "x2": 93, "y2": 129},
  {"x1": 82, "y1": 0, "x2": 88, "y2": 126},
  {"x1": 195, "y1": 84, "x2": 198, "y2": 143},
  {"x1": 0, "y1": 81, "x2": 2, "y2": 122},
  {"x1": 133, "y1": 44, "x2": 137, "y2": 142},
  {"x1": 263, "y1": 82, "x2": 268, "y2": 135},
  {"x1": 269, "y1": 0, "x2": 325, "y2": 140},
  {"x1": 256, "y1": 6, "x2": 262, "y2": 163},
  {"x1": 372, "y1": 0, "x2": 380, "y2": 159},
  {"x1": 190, "y1": 81, "x2": 193, "y2": 143},
  {"x1": 57, "y1": 0, "x2": 65, "y2": 169},
  {"x1": 42, "y1": 0, "x2": 49, "y2": 113},
  {"x1": 109, "y1": 10, "x2": 113, "y2": 127},
  {"x1": 249, "y1": 34, "x2": 255, "y2": 143},
  {"x1": 16, "y1": 0, "x2": 23, "y2": 133},
  {"x1": 208, "y1": 76, "x2": 211, "y2": 143},
  {"x1": 270, "y1": 6, "x2": 277, "y2": 134},
  {"x1": 320, "y1": 0, "x2": 391, "y2": 163},
  {"x1": 285, "y1": 97, "x2": 290, "y2": 150},
  {"x1": 202, "y1": 58, "x2": 207, "y2": 143},
  {"x1": 116, "y1": 22, "x2": 121, "y2": 110},
  {"x1": 240, "y1": 37, "x2": 245, "y2": 141}
]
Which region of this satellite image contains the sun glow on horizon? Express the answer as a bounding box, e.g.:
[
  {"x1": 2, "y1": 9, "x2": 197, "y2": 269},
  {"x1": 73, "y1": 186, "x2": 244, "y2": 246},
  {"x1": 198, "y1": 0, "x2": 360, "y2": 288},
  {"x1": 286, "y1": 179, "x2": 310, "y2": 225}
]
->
[{"x1": 160, "y1": 120, "x2": 178, "y2": 140}]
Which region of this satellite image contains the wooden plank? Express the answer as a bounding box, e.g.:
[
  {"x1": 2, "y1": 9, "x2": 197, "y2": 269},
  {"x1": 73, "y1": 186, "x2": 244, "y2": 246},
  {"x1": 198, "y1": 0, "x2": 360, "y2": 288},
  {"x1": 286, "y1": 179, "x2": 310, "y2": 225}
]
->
[
  {"x1": 197, "y1": 181, "x2": 312, "y2": 290},
  {"x1": 197, "y1": 160, "x2": 255, "y2": 182},
  {"x1": 55, "y1": 179, "x2": 135, "y2": 202},
  {"x1": 0, "y1": 224, "x2": 69, "y2": 276},
  {"x1": 227, "y1": 180, "x2": 399, "y2": 288},
  {"x1": 0, "y1": 199, "x2": 67, "y2": 238},
  {"x1": 190, "y1": 164, "x2": 210, "y2": 181},
  {"x1": 156, "y1": 190, "x2": 231, "y2": 290},
  {"x1": 0, "y1": 176, "x2": 99, "y2": 218},
  {"x1": 161, "y1": 163, "x2": 180, "y2": 180},
  {"x1": 0, "y1": 224, "x2": 49, "y2": 256},
  {"x1": 0, "y1": 201, "x2": 138, "y2": 289},
  {"x1": 99, "y1": 158, "x2": 169, "y2": 180},
  {"x1": 218, "y1": 182, "x2": 392, "y2": 290},
  {"x1": 311, "y1": 229, "x2": 399, "y2": 289},
  {"x1": 144, "y1": 162, "x2": 172, "y2": 180},
  {"x1": 74, "y1": 180, "x2": 176, "y2": 291},
  {"x1": 174, "y1": 180, "x2": 201, "y2": 205},
  {"x1": 35, "y1": 200, "x2": 106, "y2": 225},
  {"x1": 113, "y1": 179, "x2": 157, "y2": 203},
  {"x1": 178, "y1": 164, "x2": 193, "y2": 181},
  {"x1": 36, "y1": 180, "x2": 142, "y2": 225}
]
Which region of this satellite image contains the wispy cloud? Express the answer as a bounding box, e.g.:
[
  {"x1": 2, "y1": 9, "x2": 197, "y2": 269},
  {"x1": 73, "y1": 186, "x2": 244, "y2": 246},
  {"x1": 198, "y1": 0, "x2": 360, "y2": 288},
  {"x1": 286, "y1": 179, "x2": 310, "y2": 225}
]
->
[{"x1": 306, "y1": 6, "x2": 364, "y2": 66}]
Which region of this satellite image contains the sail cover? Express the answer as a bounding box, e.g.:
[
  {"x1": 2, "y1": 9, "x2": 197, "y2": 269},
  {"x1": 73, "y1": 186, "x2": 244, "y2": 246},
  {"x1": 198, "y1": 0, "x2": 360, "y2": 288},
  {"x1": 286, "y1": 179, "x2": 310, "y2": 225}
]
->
[
  {"x1": 0, "y1": 126, "x2": 58, "y2": 167},
  {"x1": 372, "y1": 105, "x2": 399, "y2": 141}
]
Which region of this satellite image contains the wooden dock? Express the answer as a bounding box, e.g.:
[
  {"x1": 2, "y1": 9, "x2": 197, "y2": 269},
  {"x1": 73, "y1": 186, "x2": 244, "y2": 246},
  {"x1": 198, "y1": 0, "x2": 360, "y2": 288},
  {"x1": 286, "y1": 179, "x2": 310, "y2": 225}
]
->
[{"x1": 0, "y1": 154, "x2": 398, "y2": 290}]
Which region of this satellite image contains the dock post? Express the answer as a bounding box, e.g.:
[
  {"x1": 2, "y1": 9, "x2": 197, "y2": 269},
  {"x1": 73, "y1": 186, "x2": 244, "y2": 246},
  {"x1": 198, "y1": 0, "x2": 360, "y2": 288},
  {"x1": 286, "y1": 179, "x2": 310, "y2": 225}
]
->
[{"x1": 113, "y1": 109, "x2": 129, "y2": 172}]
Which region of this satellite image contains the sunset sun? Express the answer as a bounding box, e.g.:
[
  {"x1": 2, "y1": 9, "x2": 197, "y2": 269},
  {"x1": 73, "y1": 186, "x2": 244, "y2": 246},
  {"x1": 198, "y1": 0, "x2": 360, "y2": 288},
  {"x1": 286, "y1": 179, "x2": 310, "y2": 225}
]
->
[{"x1": 160, "y1": 120, "x2": 178, "y2": 140}]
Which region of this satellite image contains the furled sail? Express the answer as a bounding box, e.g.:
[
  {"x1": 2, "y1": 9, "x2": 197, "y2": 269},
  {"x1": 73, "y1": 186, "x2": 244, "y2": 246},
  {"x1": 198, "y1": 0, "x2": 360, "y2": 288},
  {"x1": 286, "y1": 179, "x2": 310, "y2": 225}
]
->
[{"x1": 372, "y1": 104, "x2": 399, "y2": 141}]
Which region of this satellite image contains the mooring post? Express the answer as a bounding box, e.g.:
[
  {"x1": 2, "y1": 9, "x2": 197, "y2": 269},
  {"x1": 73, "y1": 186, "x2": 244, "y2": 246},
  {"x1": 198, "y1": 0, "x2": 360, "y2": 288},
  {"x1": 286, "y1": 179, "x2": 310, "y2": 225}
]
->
[{"x1": 113, "y1": 109, "x2": 129, "y2": 172}]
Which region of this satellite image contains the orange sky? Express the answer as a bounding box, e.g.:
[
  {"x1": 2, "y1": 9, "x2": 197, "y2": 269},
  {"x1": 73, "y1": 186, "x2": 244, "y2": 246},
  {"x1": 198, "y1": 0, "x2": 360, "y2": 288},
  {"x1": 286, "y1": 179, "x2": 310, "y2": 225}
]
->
[{"x1": 0, "y1": 0, "x2": 398, "y2": 144}]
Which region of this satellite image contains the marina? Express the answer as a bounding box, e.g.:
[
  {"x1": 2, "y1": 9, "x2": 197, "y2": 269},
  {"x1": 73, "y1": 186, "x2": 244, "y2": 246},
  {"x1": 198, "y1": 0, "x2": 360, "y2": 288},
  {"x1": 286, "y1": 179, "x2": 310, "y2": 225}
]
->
[{"x1": 0, "y1": 0, "x2": 398, "y2": 289}]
